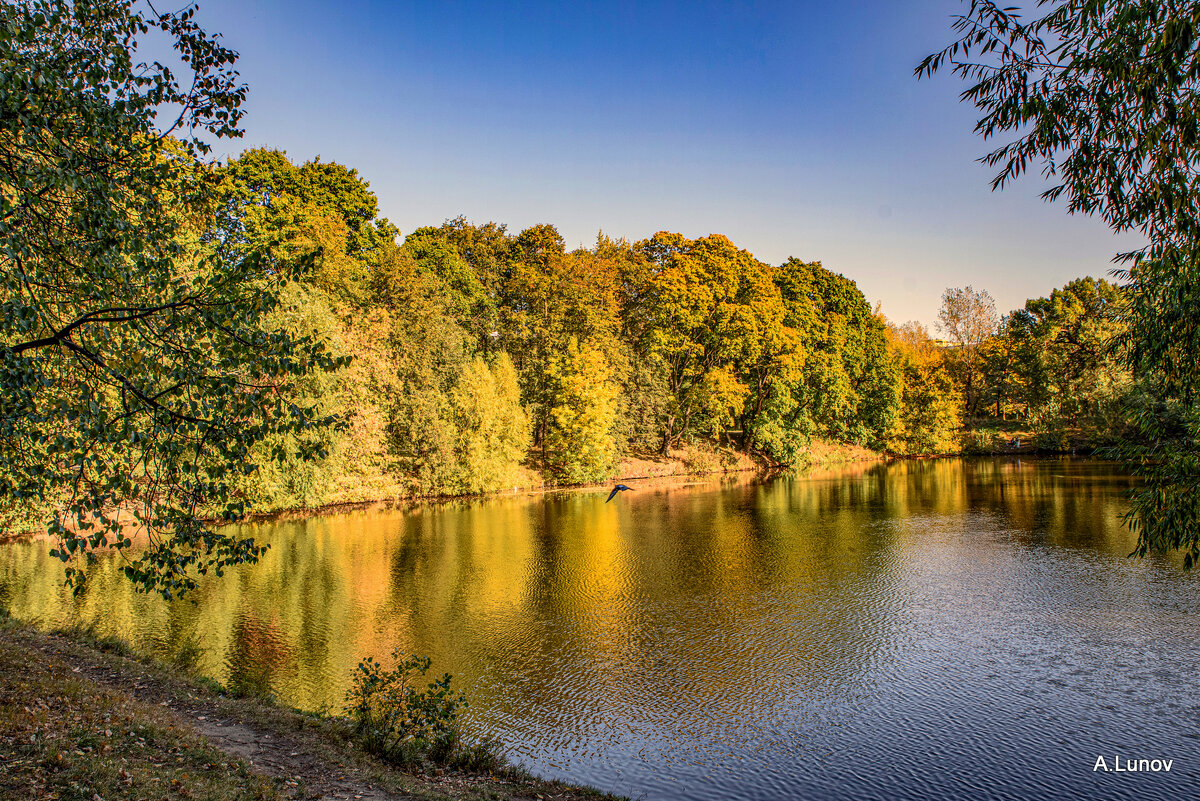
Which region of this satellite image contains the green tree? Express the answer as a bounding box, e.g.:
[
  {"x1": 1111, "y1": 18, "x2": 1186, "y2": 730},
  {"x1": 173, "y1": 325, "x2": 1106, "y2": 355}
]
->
[
  {"x1": 434, "y1": 216, "x2": 514, "y2": 306},
  {"x1": 921, "y1": 0, "x2": 1200, "y2": 562},
  {"x1": 991, "y1": 277, "x2": 1131, "y2": 446},
  {"x1": 1029, "y1": 279, "x2": 1127, "y2": 422},
  {"x1": 401, "y1": 228, "x2": 494, "y2": 346},
  {"x1": 774, "y1": 259, "x2": 898, "y2": 448},
  {"x1": 220, "y1": 148, "x2": 397, "y2": 269},
  {"x1": 545, "y1": 341, "x2": 621, "y2": 484},
  {"x1": 0, "y1": 0, "x2": 341, "y2": 596},
  {"x1": 218, "y1": 148, "x2": 399, "y2": 303}
]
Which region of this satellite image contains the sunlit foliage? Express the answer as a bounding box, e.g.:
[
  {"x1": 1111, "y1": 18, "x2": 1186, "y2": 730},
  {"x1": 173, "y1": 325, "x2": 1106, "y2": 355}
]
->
[
  {"x1": 546, "y1": 341, "x2": 622, "y2": 484},
  {"x1": 885, "y1": 323, "x2": 963, "y2": 455},
  {"x1": 0, "y1": 0, "x2": 343, "y2": 597},
  {"x1": 921, "y1": 0, "x2": 1200, "y2": 561}
]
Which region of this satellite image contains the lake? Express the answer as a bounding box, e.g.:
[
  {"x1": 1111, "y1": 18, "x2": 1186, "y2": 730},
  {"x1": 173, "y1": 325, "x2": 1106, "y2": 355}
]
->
[{"x1": 1, "y1": 458, "x2": 1197, "y2": 800}]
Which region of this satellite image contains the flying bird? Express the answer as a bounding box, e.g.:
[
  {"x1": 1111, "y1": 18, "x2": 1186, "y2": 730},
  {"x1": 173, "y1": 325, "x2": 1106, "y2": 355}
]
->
[{"x1": 606, "y1": 484, "x2": 634, "y2": 503}]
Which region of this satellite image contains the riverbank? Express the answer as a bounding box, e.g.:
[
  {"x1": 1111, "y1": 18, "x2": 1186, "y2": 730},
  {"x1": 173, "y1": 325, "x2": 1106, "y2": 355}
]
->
[
  {"x1": 0, "y1": 613, "x2": 623, "y2": 801},
  {"x1": 227, "y1": 439, "x2": 883, "y2": 523}
]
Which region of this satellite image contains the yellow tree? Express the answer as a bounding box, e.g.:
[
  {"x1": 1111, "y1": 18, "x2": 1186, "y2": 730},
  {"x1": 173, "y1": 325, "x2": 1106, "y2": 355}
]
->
[
  {"x1": 450, "y1": 354, "x2": 531, "y2": 494},
  {"x1": 885, "y1": 322, "x2": 962, "y2": 455},
  {"x1": 546, "y1": 341, "x2": 621, "y2": 484}
]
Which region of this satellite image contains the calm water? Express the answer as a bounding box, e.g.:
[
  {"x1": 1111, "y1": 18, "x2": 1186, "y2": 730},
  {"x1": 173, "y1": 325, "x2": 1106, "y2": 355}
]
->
[{"x1": 2, "y1": 458, "x2": 1198, "y2": 800}]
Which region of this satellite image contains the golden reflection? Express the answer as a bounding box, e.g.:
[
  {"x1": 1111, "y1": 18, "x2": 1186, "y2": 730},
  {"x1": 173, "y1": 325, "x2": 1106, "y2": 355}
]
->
[{"x1": 0, "y1": 460, "x2": 1142, "y2": 717}]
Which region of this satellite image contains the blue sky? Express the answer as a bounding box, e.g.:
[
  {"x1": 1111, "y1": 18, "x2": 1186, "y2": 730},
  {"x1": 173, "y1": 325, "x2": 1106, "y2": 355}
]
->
[{"x1": 190, "y1": 0, "x2": 1139, "y2": 326}]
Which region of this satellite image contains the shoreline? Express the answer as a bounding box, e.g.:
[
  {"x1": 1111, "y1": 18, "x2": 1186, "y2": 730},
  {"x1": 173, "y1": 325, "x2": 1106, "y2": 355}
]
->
[
  {"x1": 226, "y1": 442, "x2": 1110, "y2": 524},
  {"x1": 0, "y1": 445, "x2": 1109, "y2": 547},
  {"x1": 217, "y1": 440, "x2": 883, "y2": 525},
  {"x1": 0, "y1": 612, "x2": 625, "y2": 801}
]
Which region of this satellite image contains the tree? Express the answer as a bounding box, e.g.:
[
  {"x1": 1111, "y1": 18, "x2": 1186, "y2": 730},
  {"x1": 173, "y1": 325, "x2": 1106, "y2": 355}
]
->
[
  {"x1": 885, "y1": 322, "x2": 962, "y2": 455},
  {"x1": 220, "y1": 148, "x2": 398, "y2": 269},
  {"x1": 432, "y1": 216, "x2": 513, "y2": 311},
  {"x1": 988, "y1": 278, "x2": 1131, "y2": 445},
  {"x1": 938, "y1": 286, "x2": 998, "y2": 416},
  {"x1": 773, "y1": 259, "x2": 898, "y2": 448},
  {"x1": 499, "y1": 226, "x2": 624, "y2": 463},
  {"x1": 401, "y1": 228, "x2": 493, "y2": 345},
  {"x1": 0, "y1": 1, "x2": 340, "y2": 596},
  {"x1": 369, "y1": 244, "x2": 472, "y2": 495},
  {"x1": 545, "y1": 341, "x2": 621, "y2": 484},
  {"x1": 921, "y1": 0, "x2": 1200, "y2": 563},
  {"x1": 629, "y1": 233, "x2": 787, "y2": 453},
  {"x1": 218, "y1": 148, "x2": 401, "y2": 303},
  {"x1": 449, "y1": 355, "x2": 531, "y2": 495}
]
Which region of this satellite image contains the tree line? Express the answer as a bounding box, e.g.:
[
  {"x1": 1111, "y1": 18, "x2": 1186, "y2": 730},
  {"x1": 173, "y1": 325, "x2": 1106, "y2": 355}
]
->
[
  {"x1": 927, "y1": 280, "x2": 1137, "y2": 453},
  {"x1": 218, "y1": 148, "x2": 913, "y2": 508},
  {"x1": 215, "y1": 147, "x2": 1158, "y2": 515},
  {"x1": 6, "y1": 0, "x2": 1198, "y2": 595}
]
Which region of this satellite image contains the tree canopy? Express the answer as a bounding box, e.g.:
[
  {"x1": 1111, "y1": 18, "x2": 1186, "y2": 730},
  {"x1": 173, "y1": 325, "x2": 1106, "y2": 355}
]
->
[
  {"x1": 921, "y1": 0, "x2": 1200, "y2": 563},
  {"x1": 0, "y1": 0, "x2": 341, "y2": 596}
]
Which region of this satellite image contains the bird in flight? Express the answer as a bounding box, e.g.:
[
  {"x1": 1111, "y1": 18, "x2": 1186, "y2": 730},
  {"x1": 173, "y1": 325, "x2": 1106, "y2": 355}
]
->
[{"x1": 606, "y1": 484, "x2": 634, "y2": 503}]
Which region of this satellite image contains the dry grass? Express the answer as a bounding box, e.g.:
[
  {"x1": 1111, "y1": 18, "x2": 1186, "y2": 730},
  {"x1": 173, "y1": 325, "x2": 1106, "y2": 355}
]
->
[{"x1": 795, "y1": 438, "x2": 881, "y2": 467}]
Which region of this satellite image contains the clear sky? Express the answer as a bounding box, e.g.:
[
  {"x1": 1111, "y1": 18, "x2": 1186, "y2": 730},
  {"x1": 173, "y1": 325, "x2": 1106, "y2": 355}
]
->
[{"x1": 189, "y1": 0, "x2": 1141, "y2": 327}]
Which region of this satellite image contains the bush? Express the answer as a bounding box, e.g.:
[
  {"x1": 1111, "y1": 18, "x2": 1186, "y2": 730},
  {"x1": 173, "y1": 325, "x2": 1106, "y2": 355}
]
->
[
  {"x1": 345, "y1": 649, "x2": 474, "y2": 767},
  {"x1": 960, "y1": 427, "x2": 1002, "y2": 455}
]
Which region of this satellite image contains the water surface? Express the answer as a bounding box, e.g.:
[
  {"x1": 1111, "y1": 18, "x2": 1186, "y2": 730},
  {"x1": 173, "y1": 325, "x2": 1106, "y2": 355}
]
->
[{"x1": 2, "y1": 458, "x2": 1196, "y2": 800}]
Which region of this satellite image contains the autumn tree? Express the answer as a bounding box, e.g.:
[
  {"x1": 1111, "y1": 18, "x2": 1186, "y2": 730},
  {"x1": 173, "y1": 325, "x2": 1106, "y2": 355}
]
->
[
  {"x1": 545, "y1": 341, "x2": 621, "y2": 484},
  {"x1": 937, "y1": 286, "x2": 998, "y2": 416},
  {"x1": 449, "y1": 355, "x2": 531, "y2": 494},
  {"x1": 499, "y1": 225, "x2": 624, "y2": 465},
  {"x1": 628, "y1": 233, "x2": 779, "y2": 453},
  {"x1": 215, "y1": 149, "x2": 410, "y2": 508},
  {"x1": 371, "y1": 244, "x2": 473, "y2": 495},
  {"x1": 885, "y1": 322, "x2": 962, "y2": 455}
]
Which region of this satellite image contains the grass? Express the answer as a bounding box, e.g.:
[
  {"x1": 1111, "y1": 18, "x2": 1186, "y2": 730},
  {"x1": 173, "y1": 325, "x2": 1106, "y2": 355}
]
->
[
  {"x1": 0, "y1": 617, "x2": 284, "y2": 801},
  {"x1": 0, "y1": 611, "x2": 626, "y2": 801}
]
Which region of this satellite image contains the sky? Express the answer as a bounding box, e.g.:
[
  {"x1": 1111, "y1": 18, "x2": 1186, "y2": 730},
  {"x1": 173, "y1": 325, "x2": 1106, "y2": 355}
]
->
[{"x1": 185, "y1": 0, "x2": 1141, "y2": 327}]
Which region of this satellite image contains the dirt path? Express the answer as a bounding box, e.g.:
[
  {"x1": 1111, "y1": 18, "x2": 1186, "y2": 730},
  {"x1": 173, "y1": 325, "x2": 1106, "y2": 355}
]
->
[
  {"x1": 18, "y1": 628, "x2": 410, "y2": 800},
  {"x1": 2, "y1": 620, "x2": 619, "y2": 801}
]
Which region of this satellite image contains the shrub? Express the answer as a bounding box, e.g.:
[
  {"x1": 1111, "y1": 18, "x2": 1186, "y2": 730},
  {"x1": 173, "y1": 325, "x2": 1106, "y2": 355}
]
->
[{"x1": 345, "y1": 649, "x2": 468, "y2": 766}]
